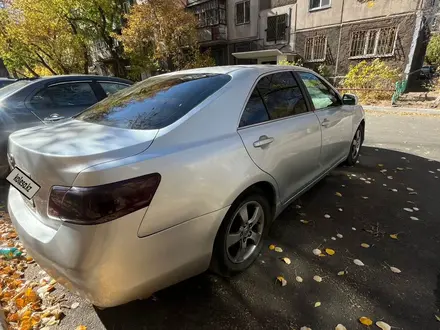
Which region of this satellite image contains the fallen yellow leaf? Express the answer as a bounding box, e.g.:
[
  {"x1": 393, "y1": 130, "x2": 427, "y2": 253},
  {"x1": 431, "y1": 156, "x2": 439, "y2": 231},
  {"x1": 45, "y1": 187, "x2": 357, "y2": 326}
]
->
[
  {"x1": 19, "y1": 319, "x2": 32, "y2": 330},
  {"x1": 31, "y1": 314, "x2": 41, "y2": 326},
  {"x1": 15, "y1": 297, "x2": 26, "y2": 309},
  {"x1": 335, "y1": 192, "x2": 342, "y2": 197},
  {"x1": 281, "y1": 257, "x2": 291, "y2": 265},
  {"x1": 359, "y1": 316, "x2": 373, "y2": 326},
  {"x1": 337, "y1": 271, "x2": 346, "y2": 276},
  {"x1": 313, "y1": 275, "x2": 322, "y2": 282},
  {"x1": 390, "y1": 234, "x2": 398, "y2": 239},
  {"x1": 376, "y1": 321, "x2": 391, "y2": 330},
  {"x1": 325, "y1": 248, "x2": 335, "y2": 256},
  {"x1": 274, "y1": 247, "x2": 283, "y2": 253},
  {"x1": 7, "y1": 312, "x2": 19, "y2": 322},
  {"x1": 76, "y1": 326, "x2": 87, "y2": 330},
  {"x1": 269, "y1": 244, "x2": 275, "y2": 250},
  {"x1": 378, "y1": 164, "x2": 384, "y2": 167},
  {"x1": 276, "y1": 276, "x2": 287, "y2": 286},
  {"x1": 361, "y1": 243, "x2": 370, "y2": 248},
  {"x1": 23, "y1": 287, "x2": 38, "y2": 304},
  {"x1": 435, "y1": 314, "x2": 440, "y2": 322},
  {"x1": 319, "y1": 253, "x2": 326, "y2": 257},
  {"x1": 314, "y1": 301, "x2": 321, "y2": 307}
]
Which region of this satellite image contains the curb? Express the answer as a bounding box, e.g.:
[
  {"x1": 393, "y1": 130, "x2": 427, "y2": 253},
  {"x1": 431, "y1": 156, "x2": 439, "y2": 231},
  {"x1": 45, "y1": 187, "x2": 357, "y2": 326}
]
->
[
  {"x1": 0, "y1": 309, "x2": 6, "y2": 330},
  {"x1": 363, "y1": 105, "x2": 440, "y2": 115}
]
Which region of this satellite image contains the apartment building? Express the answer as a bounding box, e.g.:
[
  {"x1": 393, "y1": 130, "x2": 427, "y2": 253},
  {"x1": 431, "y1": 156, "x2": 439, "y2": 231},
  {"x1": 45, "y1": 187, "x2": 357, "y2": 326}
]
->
[{"x1": 187, "y1": 0, "x2": 436, "y2": 84}]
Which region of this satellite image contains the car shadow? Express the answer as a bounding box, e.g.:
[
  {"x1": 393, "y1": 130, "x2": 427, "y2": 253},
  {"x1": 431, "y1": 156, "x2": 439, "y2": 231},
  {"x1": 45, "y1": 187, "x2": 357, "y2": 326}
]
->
[{"x1": 94, "y1": 146, "x2": 440, "y2": 329}]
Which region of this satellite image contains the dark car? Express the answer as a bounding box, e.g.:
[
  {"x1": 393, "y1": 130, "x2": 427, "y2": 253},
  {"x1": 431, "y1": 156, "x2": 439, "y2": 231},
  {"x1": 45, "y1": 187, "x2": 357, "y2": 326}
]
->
[
  {"x1": 419, "y1": 65, "x2": 436, "y2": 80},
  {"x1": 0, "y1": 78, "x2": 17, "y2": 89},
  {"x1": 0, "y1": 75, "x2": 133, "y2": 178}
]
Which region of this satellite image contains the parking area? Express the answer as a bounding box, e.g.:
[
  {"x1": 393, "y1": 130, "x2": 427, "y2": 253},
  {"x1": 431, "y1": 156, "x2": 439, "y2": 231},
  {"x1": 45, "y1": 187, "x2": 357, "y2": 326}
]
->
[{"x1": 1, "y1": 112, "x2": 440, "y2": 329}]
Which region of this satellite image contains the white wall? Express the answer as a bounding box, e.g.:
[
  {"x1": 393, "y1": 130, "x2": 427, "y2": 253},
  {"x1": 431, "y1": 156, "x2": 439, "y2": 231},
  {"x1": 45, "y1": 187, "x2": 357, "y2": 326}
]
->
[
  {"x1": 342, "y1": 0, "x2": 420, "y2": 22},
  {"x1": 227, "y1": 0, "x2": 259, "y2": 41},
  {"x1": 259, "y1": 5, "x2": 295, "y2": 49}
]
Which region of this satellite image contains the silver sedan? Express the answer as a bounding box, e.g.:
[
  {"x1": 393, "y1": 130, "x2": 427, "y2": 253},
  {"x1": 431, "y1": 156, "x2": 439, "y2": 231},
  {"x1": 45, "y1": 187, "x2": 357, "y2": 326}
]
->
[{"x1": 7, "y1": 65, "x2": 364, "y2": 307}]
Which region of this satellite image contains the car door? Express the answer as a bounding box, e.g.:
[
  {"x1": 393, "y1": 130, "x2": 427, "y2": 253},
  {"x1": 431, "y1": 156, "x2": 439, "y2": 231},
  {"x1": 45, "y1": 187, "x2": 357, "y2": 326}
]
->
[
  {"x1": 297, "y1": 71, "x2": 353, "y2": 169},
  {"x1": 26, "y1": 81, "x2": 99, "y2": 123},
  {"x1": 238, "y1": 70, "x2": 322, "y2": 204}
]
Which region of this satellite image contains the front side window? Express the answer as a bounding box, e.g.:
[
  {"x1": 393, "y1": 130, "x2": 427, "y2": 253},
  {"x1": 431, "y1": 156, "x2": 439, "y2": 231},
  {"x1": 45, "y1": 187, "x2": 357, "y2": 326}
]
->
[
  {"x1": 305, "y1": 35, "x2": 327, "y2": 62},
  {"x1": 298, "y1": 72, "x2": 341, "y2": 110},
  {"x1": 30, "y1": 82, "x2": 97, "y2": 109},
  {"x1": 236, "y1": 1, "x2": 250, "y2": 25},
  {"x1": 350, "y1": 27, "x2": 398, "y2": 58},
  {"x1": 266, "y1": 14, "x2": 287, "y2": 42},
  {"x1": 239, "y1": 71, "x2": 308, "y2": 127},
  {"x1": 310, "y1": 0, "x2": 331, "y2": 10},
  {"x1": 76, "y1": 74, "x2": 231, "y2": 130}
]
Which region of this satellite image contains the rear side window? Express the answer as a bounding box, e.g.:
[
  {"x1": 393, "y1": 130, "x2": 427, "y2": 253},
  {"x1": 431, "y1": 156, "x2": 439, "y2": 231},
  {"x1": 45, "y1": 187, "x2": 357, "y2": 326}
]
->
[
  {"x1": 239, "y1": 71, "x2": 308, "y2": 127},
  {"x1": 76, "y1": 74, "x2": 231, "y2": 130},
  {"x1": 30, "y1": 83, "x2": 98, "y2": 109}
]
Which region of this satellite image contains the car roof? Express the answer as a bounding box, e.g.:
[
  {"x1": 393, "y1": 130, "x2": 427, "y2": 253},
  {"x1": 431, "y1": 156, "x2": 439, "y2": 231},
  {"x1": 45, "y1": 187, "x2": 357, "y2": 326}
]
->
[
  {"x1": 163, "y1": 65, "x2": 313, "y2": 76},
  {"x1": 37, "y1": 75, "x2": 132, "y2": 84}
]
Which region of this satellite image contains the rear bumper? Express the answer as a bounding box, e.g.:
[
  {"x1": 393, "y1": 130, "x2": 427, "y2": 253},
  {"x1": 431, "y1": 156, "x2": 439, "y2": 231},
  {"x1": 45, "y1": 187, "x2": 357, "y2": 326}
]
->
[{"x1": 8, "y1": 187, "x2": 227, "y2": 307}]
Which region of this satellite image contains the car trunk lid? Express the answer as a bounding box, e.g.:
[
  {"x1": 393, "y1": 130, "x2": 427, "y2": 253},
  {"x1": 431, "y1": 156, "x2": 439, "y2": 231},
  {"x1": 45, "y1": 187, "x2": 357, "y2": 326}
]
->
[{"x1": 8, "y1": 119, "x2": 158, "y2": 228}]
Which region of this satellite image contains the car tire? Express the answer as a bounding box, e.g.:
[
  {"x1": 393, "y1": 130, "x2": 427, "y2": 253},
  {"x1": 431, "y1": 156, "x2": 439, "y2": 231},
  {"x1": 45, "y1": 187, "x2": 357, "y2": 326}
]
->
[
  {"x1": 345, "y1": 125, "x2": 363, "y2": 166},
  {"x1": 210, "y1": 192, "x2": 271, "y2": 277}
]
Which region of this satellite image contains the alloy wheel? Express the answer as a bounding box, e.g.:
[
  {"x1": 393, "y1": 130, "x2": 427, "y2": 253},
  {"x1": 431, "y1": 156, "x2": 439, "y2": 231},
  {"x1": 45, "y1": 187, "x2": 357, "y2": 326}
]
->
[
  {"x1": 225, "y1": 201, "x2": 265, "y2": 264},
  {"x1": 352, "y1": 129, "x2": 362, "y2": 159}
]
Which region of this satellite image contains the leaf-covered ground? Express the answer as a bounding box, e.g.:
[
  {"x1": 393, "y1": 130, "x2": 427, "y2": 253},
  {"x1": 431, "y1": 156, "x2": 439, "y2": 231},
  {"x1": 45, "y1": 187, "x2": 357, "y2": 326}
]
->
[{"x1": 0, "y1": 112, "x2": 440, "y2": 330}]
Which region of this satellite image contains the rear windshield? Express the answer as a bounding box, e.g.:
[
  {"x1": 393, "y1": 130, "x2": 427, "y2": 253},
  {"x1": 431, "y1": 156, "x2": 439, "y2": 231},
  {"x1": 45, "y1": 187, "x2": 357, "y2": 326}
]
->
[
  {"x1": 0, "y1": 80, "x2": 33, "y2": 100},
  {"x1": 76, "y1": 73, "x2": 231, "y2": 129}
]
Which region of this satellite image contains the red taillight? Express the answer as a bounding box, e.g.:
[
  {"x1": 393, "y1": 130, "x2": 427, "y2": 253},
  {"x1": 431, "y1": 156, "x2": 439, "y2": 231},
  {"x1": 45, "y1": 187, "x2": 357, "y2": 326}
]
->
[{"x1": 48, "y1": 173, "x2": 161, "y2": 225}]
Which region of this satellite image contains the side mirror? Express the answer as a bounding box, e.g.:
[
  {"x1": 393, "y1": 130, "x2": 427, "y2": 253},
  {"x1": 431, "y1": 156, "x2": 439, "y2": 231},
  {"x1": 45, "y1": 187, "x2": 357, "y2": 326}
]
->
[{"x1": 342, "y1": 93, "x2": 358, "y2": 106}]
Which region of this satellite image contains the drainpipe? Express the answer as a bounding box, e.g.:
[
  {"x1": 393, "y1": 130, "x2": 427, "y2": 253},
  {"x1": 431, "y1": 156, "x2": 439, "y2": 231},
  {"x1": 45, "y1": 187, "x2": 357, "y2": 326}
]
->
[
  {"x1": 333, "y1": 0, "x2": 345, "y2": 85},
  {"x1": 288, "y1": 7, "x2": 292, "y2": 51},
  {"x1": 292, "y1": 4, "x2": 298, "y2": 56}
]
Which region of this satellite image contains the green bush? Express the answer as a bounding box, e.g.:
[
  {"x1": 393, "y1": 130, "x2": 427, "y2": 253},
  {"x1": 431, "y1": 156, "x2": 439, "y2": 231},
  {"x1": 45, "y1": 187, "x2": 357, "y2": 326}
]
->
[
  {"x1": 278, "y1": 58, "x2": 303, "y2": 66},
  {"x1": 341, "y1": 59, "x2": 400, "y2": 104},
  {"x1": 426, "y1": 34, "x2": 440, "y2": 66},
  {"x1": 317, "y1": 64, "x2": 332, "y2": 81}
]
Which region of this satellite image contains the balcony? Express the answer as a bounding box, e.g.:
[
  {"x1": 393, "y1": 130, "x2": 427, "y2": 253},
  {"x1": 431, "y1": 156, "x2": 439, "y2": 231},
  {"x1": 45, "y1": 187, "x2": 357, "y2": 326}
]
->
[
  {"x1": 187, "y1": 0, "x2": 227, "y2": 43},
  {"x1": 198, "y1": 25, "x2": 227, "y2": 43}
]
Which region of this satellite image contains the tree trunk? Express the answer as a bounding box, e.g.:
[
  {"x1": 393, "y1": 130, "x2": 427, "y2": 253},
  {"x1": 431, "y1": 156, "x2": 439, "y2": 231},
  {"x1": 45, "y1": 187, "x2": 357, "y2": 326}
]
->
[
  {"x1": 23, "y1": 63, "x2": 39, "y2": 77},
  {"x1": 83, "y1": 47, "x2": 89, "y2": 74},
  {"x1": 34, "y1": 52, "x2": 58, "y2": 75}
]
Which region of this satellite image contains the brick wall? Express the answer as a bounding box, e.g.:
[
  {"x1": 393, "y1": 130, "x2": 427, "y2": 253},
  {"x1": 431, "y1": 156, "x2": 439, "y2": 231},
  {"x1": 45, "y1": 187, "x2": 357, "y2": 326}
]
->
[
  {"x1": 295, "y1": 26, "x2": 340, "y2": 74},
  {"x1": 337, "y1": 14, "x2": 417, "y2": 75},
  {"x1": 295, "y1": 14, "x2": 418, "y2": 79}
]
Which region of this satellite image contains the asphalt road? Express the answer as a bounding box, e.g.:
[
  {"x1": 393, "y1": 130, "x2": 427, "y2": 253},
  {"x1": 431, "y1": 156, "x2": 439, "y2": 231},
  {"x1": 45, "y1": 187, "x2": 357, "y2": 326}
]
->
[{"x1": 1, "y1": 112, "x2": 440, "y2": 330}]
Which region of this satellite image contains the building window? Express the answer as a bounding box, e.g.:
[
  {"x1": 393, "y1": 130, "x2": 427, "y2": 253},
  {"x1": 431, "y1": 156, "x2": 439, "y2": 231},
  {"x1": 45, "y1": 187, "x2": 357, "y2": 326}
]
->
[
  {"x1": 349, "y1": 27, "x2": 398, "y2": 58},
  {"x1": 305, "y1": 36, "x2": 327, "y2": 62},
  {"x1": 309, "y1": 0, "x2": 331, "y2": 11},
  {"x1": 192, "y1": 0, "x2": 226, "y2": 28},
  {"x1": 236, "y1": 1, "x2": 250, "y2": 25},
  {"x1": 266, "y1": 14, "x2": 287, "y2": 42}
]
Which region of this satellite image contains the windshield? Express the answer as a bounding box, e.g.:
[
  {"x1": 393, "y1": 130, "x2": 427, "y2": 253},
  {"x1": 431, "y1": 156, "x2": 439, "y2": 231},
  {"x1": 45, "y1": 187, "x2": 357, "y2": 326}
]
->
[
  {"x1": 76, "y1": 73, "x2": 231, "y2": 130},
  {"x1": 0, "y1": 80, "x2": 33, "y2": 100}
]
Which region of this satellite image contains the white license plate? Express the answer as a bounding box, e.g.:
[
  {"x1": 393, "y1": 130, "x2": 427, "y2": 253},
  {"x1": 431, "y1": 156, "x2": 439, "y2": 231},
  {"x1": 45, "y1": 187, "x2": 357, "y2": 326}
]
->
[{"x1": 6, "y1": 167, "x2": 41, "y2": 200}]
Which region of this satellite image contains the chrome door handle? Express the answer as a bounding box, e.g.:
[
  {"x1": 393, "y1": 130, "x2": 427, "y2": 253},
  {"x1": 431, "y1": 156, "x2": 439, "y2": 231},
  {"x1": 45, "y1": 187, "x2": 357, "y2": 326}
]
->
[
  {"x1": 321, "y1": 118, "x2": 330, "y2": 127},
  {"x1": 253, "y1": 135, "x2": 274, "y2": 148}
]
